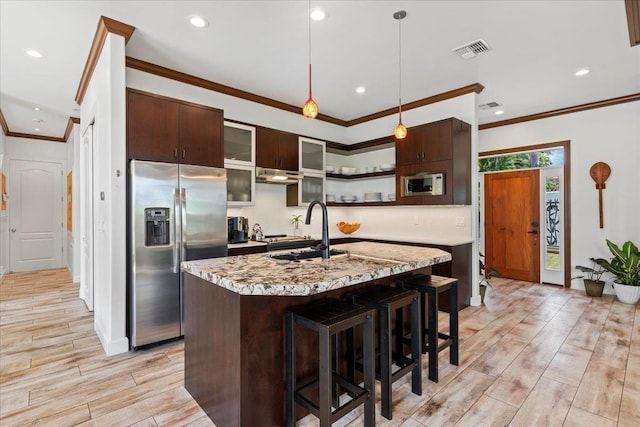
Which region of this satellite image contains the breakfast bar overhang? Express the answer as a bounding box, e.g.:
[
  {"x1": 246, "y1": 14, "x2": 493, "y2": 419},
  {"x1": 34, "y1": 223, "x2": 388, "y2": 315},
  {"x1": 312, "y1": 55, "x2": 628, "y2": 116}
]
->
[{"x1": 181, "y1": 242, "x2": 451, "y2": 426}]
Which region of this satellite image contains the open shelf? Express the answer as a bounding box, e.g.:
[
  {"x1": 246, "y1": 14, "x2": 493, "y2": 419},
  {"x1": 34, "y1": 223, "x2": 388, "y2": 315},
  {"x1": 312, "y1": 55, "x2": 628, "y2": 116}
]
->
[
  {"x1": 326, "y1": 201, "x2": 396, "y2": 207},
  {"x1": 326, "y1": 170, "x2": 395, "y2": 180}
]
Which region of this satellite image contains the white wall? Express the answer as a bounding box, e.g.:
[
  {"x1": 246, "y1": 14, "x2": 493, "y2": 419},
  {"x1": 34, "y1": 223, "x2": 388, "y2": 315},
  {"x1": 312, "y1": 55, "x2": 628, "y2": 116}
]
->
[
  {"x1": 0, "y1": 130, "x2": 6, "y2": 277},
  {"x1": 80, "y1": 33, "x2": 128, "y2": 355},
  {"x1": 479, "y1": 101, "x2": 640, "y2": 294}
]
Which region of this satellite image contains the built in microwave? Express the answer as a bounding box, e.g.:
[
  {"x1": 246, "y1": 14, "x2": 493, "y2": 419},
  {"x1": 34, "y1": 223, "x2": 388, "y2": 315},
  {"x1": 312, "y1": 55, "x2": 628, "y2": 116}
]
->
[{"x1": 402, "y1": 172, "x2": 444, "y2": 196}]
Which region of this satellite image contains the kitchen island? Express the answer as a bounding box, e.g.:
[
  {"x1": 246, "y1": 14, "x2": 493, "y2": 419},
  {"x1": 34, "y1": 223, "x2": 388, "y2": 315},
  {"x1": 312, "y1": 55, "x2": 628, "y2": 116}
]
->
[{"x1": 182, "y1": 242, "x2": 451, "y2": 427}]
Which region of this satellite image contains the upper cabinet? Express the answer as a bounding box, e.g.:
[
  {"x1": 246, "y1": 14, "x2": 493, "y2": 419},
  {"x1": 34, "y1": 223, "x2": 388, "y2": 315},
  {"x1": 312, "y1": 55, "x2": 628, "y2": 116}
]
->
[
  {"x1": 256, "y1": 127, "x2": 298, "y2": 170},
  {"x1": 395, "y1": 117, "x2": 471, "y2": 205},
  {"x1": 127, "y1": 89, "x2": 224, "y2": 167},
  {"x1": 224, "y1": 121, "x2": 255, "y2": 166},
  {"x1": 299, "y1": 137, "x2": 325, "y2": 174},
  {"x1": 224, "y1": 122, "x2": 256, "y2": 206}
]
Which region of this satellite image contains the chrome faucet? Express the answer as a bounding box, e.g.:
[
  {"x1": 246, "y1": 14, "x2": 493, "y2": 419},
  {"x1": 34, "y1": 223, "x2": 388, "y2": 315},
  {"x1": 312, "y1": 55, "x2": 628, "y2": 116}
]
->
[{"x1": 305, "y1": 200, "x2": 330, "y2": 259}]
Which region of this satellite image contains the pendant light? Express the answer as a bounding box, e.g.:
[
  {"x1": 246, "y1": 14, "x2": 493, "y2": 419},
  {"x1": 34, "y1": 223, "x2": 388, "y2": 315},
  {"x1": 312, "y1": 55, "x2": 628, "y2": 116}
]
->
[
  {"x1": 302, "y1": 0, "x2": 319, "y2": 118},
  {"x1": 393, "y1": 10, "x2": 407, "y2": 139}
]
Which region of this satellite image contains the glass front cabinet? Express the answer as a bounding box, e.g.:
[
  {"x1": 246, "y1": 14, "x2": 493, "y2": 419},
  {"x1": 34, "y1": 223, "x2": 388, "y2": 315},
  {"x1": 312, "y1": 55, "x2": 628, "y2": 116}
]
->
[
  {"x1": 224, "y1": 122, "x2": 256, "y2": 206},
  {"x1": 286, "y1": 137, "x2": 326, "y2": 206}
]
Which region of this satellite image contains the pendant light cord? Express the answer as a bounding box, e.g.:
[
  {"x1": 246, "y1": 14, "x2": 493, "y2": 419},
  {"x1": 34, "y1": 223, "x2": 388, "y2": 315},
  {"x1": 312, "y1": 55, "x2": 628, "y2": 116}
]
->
[
  {"x1": 308, "y1": 0, "x2": 312, "y2": 98},
  {"x1": 398, "y1": 14, "x2": 402, "y2": 117}
]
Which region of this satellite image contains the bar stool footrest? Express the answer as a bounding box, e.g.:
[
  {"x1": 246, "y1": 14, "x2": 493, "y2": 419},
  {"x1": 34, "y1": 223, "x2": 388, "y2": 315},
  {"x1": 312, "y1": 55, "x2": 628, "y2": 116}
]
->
[{"x1": 294, "y1": 374, "x2": 369, "y2": 424}]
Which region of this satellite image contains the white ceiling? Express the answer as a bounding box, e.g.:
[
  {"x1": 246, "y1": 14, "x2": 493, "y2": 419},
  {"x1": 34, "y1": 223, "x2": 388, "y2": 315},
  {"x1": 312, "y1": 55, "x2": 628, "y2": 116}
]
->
[{"x1": 1, "y1": 1, "x2": 639, "y2": 139}]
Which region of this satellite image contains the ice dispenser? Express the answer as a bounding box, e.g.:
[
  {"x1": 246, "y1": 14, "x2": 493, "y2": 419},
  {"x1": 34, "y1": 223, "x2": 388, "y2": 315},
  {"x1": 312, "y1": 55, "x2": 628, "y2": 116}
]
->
[{"x1": 145, "y1": 207, "x2": 170, "y2": 246}]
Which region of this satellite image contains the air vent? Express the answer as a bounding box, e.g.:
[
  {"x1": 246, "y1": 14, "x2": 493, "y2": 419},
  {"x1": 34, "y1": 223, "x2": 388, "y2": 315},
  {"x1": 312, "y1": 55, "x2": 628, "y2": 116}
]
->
[
  {"x1": 453, "y1": 39, "x2": 491, "y2": 59},
  {"x1": 478, "y1": 101, "x2": 501, "y2": 110}
]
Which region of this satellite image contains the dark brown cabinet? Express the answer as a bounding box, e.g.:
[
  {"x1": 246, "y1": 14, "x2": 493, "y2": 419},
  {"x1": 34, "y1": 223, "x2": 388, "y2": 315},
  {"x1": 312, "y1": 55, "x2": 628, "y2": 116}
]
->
[
  {"x1": 396, "y1": 117, "x2": 471, "y2": 205},
  {"x1": 256, "y1": 127, "x2": 298, "y2": 170},
  {"x1": 127, "y1": 89, "x2": 224, "y2": 167}
]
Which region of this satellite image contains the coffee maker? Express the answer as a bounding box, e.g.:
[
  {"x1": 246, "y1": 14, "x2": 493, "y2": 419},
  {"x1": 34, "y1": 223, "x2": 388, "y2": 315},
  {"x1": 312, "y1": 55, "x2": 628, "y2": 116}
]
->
[{"x1": 227, "y1": 217, "x2": 249, "y2": 243}]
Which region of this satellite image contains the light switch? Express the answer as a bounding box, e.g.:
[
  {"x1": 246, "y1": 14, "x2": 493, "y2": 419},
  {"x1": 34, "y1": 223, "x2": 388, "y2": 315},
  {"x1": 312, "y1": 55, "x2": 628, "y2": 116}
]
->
[{"x1": 455, "y1": 216, "x2": 465, "y2": 227}]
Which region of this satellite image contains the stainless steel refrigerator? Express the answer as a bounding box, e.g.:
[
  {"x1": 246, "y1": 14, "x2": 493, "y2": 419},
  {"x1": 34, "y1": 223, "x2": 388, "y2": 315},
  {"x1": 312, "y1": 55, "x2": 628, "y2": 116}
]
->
[{"x1": 129, "y1": 160, "x2": 227, "y2": 349}]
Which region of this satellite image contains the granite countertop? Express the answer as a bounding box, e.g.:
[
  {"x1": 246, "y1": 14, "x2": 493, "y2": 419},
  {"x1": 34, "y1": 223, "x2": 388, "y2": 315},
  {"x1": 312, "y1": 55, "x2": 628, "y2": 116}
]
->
[{"x1": 182, "y1": 242, "x2": 451, "y2": 296}]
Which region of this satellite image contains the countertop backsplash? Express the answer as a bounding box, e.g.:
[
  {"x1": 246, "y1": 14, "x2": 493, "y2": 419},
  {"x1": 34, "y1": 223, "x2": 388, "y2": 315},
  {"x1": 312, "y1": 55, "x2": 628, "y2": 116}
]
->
[{"x1": 227, "y1": 183, "x2": 472, "y2": 245}]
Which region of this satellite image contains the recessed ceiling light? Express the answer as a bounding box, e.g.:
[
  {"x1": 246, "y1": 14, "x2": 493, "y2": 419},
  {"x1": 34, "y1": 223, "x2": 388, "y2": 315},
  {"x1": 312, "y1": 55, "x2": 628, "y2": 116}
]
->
[
  {"x1": 310, "y1": 8, "x2": 326, "y2": 21},
  {"x1": 26, "y1": 49, "x2": 44, "y2": 58},
  {"x1": 188, "y1": 15, "x2": 209, "y2": 28},
  {"x1": 575, "y1": 68, "x2": 590, "y2": 76},
  {"x1": 494, "y1": 110, "x2": 505, "y2": 115},
  {"x1": 355, "y1": 86, "x2": 366, "y2": 94},
  {"x1": 34, "y1": 107, "x2": 40, "y2": 111},
  {"x1": 35, "y1": 128, "x2": 40, "y2": 132}
]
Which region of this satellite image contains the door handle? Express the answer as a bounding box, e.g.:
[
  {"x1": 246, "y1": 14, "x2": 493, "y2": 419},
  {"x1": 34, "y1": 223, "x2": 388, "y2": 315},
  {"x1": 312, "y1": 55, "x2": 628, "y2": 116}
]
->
[
  {"x1": 181, "y1": 149, "x2": 186, "y2": 159},
  {"x1": 180, "y1": 188, "x2": 187, "y2": 262},
  {"x1": 527, "y1": 230, "x2": 538, "y2": 234},
  {"x1": 10, "y1": 228, "x2": 16, "y2": 233},
  {"x1": 172, "y1": 188, "x2": 180, "y2": 274}
]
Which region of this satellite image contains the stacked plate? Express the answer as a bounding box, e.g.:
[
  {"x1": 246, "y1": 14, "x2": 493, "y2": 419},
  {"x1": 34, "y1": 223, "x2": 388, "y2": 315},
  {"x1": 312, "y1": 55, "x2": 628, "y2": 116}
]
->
[
  {"x1": 341, "y1": 193, "x2": 357, "y2": 203},
  {"x1": 388, "y1": 192, "x2": 396, "y2": 202},
  {"x1": 326, "y1": 193, "x2": 336, "y2": 202},
  {"x1": 379, "y1": 163, "x2": 395, "y2": 171},
  {"x1": 363, "y1": 192, "x2": 382, "y2": 202}
]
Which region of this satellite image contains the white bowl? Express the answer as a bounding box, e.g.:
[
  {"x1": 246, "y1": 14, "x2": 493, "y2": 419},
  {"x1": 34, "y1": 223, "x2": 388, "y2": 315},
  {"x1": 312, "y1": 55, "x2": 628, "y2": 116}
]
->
[
  {"x1": 340, "y1": 167, "x2": 357, "y2": 175},
  {"x1": 365, "y1": 166, "x2": 375, "y2": 173},
  {"x1": 325, "y1": 165, "x2": 335, "y2": 173},
  {"x1": 379, "y1": 163, "x2": 395, "y2": 171}
]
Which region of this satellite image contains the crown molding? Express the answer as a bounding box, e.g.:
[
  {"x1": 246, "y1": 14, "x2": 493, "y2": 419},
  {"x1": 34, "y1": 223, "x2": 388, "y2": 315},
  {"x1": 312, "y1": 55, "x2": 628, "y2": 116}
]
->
[
  {"x1": 0, "y1": 114, "x2": 79, "y2": 143},
  {"x1": 345, "y1": 83, "x2": 485, "y2": 127},
  {"x1": 479, "y1": 93, "x2": 640, "y2": 130},
  {"x1": 125, "y1": 56, "x2": 347, "y2": 126},
  {"x1": 0, "y1": 109, "x2": 8, "y2": 136},
  {"x1": 126, "y1": 56, "x2": 485, "y2": 128},
  {"x1": 626, "y1": 0, "x2": 640, "y2": 46},
  {"x1": 75, "y1": 16, "x2": 136, "y2": 105}
]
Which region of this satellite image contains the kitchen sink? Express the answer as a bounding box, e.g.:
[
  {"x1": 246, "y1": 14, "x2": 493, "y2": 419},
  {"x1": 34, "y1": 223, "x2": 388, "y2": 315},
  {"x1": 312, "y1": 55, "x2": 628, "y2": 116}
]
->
[{"x1": 269, "y1": 248, "x2": 348, "y2": 261}]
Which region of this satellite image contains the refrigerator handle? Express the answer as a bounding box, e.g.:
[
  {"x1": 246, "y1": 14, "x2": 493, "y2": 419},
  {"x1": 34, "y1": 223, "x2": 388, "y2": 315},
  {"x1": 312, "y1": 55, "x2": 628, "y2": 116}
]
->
[
  {"x1": 172, "y1": 188, "x2": 180, "y2": 274},
  {"x1": 181, "y1": 188, "x2": 187, "y2": 262}
]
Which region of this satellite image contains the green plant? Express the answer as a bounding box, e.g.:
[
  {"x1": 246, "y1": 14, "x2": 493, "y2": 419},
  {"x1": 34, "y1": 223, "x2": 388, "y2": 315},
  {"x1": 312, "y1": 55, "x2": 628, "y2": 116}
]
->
[
  {"x1": 575, "y1": 259, "x2": 606, "y2": 282},
  {"x1": 290, "y1": 214, "x2": 303, "y2": 225},
  {"x1": 479, "y1": 252, "x2": 501, "y2": 288},
  {"x1": 594, "y1": 240, "x2": 640, "y2": 286}
]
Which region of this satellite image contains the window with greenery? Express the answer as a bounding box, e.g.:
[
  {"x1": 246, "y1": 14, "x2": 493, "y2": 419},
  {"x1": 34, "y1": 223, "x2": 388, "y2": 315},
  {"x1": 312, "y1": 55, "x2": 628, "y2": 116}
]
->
[{"x1": 478, "y1": 149, "x2": 563, "y2": 173}]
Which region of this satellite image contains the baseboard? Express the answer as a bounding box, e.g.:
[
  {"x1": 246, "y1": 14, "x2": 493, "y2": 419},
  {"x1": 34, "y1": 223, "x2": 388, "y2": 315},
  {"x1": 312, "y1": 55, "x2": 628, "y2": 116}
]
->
[
  {"x1": 95, "y1": 324, "x2": 130, "y2": 356},
  {"x1": 469, "y1": 294, "x2": 481, "y2": 306}
]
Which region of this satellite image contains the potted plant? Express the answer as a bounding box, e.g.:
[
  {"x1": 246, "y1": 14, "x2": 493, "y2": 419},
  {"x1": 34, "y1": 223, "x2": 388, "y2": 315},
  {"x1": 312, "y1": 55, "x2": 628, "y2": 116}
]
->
[
  {"x1": 290, "y1": 214, "x2": 303, "y2": 236},
  {"x1": 575, "y1": 259, "x2": 606, "y2": 297},
  {"x1": 595, "y1": 239, "x2": 640, "y2": 304},
  {"x1": 479, "y1": 252, "x2": 501, "y2": 304}
]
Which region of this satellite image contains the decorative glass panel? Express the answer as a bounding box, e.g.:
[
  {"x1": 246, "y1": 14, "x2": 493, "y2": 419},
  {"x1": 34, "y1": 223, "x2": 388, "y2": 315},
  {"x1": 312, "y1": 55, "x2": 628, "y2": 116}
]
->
[{"x1": 544, "y1": 176, "x2": 561, "y2": 271}]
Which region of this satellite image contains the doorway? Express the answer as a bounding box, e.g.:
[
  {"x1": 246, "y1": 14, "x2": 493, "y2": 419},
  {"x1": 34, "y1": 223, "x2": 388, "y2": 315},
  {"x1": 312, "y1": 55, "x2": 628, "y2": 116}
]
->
[
  {"x1": 80, "y1": 124, "x2": 95, "y2": 311},
  {"x1": 8, "y1": 159, "x2": 63, "y2": 272},
  {"x1": 479, "y1": 141, "x2": 571, "y2": 287}
]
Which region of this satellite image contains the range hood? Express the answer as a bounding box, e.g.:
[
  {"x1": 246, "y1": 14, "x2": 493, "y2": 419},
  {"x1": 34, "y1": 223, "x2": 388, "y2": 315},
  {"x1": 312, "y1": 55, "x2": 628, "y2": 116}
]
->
[{"x1": 255, "y1": 167, "x2": 304, "y2": 184}]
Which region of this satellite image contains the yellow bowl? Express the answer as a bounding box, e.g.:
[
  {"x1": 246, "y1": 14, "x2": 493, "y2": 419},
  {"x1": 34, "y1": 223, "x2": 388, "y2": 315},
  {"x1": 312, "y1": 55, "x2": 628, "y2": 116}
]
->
[{"x1": 336, "y1": 222, "x2": 361, "y2": 234}]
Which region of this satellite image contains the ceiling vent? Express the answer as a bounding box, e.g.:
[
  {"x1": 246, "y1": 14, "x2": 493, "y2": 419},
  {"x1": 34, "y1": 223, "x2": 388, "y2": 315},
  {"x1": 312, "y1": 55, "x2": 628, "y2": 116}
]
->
[
  {"x1": 478, "y1": 101, "x2": 501, "y2": 110},
  {"x1": 453, "y1": 39, "x2": 491, "y2": 59}
]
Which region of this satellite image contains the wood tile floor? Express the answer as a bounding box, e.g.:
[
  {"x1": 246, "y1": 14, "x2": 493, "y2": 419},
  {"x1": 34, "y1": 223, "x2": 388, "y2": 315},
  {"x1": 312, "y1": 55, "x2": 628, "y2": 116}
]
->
[{"x1": 1, "y1": 269, "x2": 638, "y2": 426}]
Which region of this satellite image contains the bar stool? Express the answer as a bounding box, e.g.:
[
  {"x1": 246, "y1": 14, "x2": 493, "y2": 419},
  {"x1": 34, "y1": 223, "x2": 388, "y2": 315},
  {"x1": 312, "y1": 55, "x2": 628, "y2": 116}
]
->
[
  {"x1": 347, "y1": 285, "x2": 422, "y2": 420},
  {"x1": 286, "y1": 299, "x2": 376, "y2": 427},
  {"x1": 398, "y1": 274, "x2": 459, "y2": 383}
]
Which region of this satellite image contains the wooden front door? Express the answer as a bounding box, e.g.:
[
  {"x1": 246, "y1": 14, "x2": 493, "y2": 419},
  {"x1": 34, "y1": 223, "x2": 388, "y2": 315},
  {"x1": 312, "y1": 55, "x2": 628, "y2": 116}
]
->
[{"x1": 485, "y1": 170, "x2": 540, "y2": 282}]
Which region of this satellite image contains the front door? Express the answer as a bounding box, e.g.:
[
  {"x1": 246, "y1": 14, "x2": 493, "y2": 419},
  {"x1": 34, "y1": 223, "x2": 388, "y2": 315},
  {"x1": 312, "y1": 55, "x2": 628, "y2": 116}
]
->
[
  {"x1": 485, "y1": 169, "x2": 540, "y2": 282},
  {"x1": 9, "y1": 159, "x2": 63, "y2": 272}
]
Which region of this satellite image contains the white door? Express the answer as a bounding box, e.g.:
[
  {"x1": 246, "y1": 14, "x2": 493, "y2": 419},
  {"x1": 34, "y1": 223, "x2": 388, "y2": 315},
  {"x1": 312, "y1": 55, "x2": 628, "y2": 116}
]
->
[
  {"x1": 8, "y1": 160, "x2": 63, "y2": 272},
  {"x1": 80, "y1": 124, "x2": 94, "y2": 311},
  {"x1": 540, "y1": 167, "x2": 564, "y2": 285}
]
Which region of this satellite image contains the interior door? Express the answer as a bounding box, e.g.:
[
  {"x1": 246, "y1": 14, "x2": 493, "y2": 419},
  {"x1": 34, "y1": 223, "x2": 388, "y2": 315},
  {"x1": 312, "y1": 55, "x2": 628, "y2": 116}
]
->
[
  {"x1": 9, "y1": 159, "x2": 63, "y2": 272},
  {"x1": 485, "y1": 169, "x2": 540, "y2": 282},
  {"x1": 80, "y1": 124, "x2": 94, "y2": 311}
]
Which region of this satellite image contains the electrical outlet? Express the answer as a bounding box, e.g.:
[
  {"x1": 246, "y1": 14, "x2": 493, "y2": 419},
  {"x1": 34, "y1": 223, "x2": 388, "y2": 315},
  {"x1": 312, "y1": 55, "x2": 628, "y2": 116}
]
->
[{"x1": 455, "y1": 216, "x2": 465, "y2": 227}]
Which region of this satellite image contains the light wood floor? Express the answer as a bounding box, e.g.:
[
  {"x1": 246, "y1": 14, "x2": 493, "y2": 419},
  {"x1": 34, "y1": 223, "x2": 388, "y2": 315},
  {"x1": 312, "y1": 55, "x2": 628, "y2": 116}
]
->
[{"x1": 1, "y1": 269, "x2": 638, "y2": 426}]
